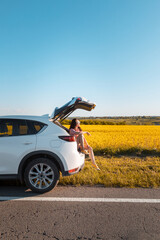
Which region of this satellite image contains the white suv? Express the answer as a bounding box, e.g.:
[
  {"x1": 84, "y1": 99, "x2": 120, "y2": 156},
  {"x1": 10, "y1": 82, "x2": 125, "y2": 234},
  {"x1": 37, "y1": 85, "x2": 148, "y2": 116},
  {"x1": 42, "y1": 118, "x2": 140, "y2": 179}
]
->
[{"x1": 0, "y1": 97, "x2": 96, "y2": 193}]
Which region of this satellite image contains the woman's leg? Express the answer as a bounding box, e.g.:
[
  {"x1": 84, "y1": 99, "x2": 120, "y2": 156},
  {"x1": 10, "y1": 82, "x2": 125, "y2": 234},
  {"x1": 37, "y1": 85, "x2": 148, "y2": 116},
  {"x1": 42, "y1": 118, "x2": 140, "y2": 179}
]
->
[
  {"x1": 87, "y1": 146, "x2": 100, "y2": 170},
  {"x1": 77, "y1": 135, "x2": 100, "y2": 170},
  {"x1": 76, "y1": 133, "x2": 85, "y2": 150},
  {"x1": 87, "y1": 146, "x2": 95, "y2": 163}
]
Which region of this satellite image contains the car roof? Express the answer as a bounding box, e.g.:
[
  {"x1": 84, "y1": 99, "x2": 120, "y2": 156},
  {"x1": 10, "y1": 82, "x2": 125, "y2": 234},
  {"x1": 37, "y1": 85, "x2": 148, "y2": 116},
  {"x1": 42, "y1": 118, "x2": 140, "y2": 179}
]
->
[{"x1": 0, "y1": 115, "x2": 50, "y2": 124}]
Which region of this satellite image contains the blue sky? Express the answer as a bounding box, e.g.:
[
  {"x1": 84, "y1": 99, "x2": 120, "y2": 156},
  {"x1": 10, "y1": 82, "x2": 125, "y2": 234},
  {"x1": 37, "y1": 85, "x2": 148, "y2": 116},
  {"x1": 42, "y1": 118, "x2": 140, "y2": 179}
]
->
[{"x1": 0, "y1": 0, "x2": 160, "y2": 117}]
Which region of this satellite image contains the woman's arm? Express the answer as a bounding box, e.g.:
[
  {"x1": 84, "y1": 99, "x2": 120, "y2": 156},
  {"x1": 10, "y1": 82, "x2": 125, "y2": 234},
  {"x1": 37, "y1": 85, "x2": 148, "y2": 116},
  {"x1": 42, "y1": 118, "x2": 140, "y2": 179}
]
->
[
  {"x1": 70, "y1": 128, "x2": 91, "y2": 136},
  {"x1": 82, "y1": 131, "x2": 91, "y2": 136},
  {"x1": 69, "y1": 128, "x2": 81, "y2": 136}
]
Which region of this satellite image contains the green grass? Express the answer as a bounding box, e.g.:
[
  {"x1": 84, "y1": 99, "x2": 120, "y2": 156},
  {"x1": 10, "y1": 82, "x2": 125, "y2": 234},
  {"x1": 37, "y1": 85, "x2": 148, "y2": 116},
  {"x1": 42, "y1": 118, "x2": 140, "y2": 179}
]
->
[{"x1": 59, "y1": 156, "x2": 160, "y2": 188}]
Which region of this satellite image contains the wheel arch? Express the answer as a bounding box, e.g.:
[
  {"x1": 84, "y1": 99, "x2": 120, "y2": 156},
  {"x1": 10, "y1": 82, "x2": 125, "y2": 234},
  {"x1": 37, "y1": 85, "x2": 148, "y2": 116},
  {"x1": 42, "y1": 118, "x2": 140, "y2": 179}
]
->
[{"x1": 18, "y1": 151, "x2": 65, "y2": 183}]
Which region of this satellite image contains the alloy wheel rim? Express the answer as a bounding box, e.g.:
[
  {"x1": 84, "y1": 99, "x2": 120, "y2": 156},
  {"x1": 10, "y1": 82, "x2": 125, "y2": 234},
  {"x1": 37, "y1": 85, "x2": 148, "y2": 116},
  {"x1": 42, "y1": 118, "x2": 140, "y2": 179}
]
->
[{"x1": 29, "y1": 163, "x2": 54, "y2": 189}]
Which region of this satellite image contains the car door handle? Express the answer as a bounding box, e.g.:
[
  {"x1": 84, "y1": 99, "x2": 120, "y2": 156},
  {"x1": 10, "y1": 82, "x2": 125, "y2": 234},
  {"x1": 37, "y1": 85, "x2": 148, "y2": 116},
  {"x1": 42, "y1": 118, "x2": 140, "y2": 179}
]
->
[{"x1": 23, "y1": 142, "x2": 33, "y2": 145}]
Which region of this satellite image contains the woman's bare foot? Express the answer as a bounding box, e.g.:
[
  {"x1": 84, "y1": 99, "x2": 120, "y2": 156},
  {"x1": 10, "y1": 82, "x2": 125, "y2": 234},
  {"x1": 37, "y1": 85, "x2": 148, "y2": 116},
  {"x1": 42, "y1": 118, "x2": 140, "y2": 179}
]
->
[
  {"x1": 92, "y1": 163, "x2": 100, "y2": 170},
  {"x1": 81, "y1": 149, "x2": 89, "y2": 154}
]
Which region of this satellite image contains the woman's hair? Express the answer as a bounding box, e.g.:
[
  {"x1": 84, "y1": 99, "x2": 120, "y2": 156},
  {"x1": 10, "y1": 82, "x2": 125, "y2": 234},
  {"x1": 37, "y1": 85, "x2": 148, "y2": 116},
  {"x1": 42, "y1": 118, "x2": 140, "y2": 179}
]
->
[{"x1": 70, "y1": 118, "x2": 82, "y2": 131}]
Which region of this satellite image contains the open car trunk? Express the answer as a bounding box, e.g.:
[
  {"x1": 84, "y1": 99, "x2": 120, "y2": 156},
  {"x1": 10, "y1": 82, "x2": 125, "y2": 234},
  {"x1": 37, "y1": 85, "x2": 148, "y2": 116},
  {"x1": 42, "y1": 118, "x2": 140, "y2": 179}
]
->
[{"x1": 50, "y1": 97, "x2": 96, "y2": 132}]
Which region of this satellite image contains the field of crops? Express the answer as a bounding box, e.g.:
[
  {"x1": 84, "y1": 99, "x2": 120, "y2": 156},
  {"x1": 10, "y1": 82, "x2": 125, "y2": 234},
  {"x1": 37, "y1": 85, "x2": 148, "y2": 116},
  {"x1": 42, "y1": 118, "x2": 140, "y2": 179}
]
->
[
  {"x1": 60, "y1": 125, "x2": 160, "y2": 187},
  {"x1": 73, "y1": 125, "x2": 160, "y2": 156}
]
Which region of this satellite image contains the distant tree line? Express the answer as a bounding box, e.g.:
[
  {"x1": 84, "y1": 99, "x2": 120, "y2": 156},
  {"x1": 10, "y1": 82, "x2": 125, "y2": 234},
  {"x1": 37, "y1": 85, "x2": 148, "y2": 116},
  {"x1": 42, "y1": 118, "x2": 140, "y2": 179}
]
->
[
  {"x1": 61, "y1": 116, "x2": 160, "y2": 125},
  {"x1": 62, "y1": 119, "x2": 126, "y2": 125}
]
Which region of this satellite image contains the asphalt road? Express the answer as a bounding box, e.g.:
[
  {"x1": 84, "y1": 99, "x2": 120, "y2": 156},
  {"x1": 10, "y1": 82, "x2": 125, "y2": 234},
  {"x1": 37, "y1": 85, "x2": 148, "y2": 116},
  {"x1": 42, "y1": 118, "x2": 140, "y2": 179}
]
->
[{"x1": 0, "y1": 184, "x2": 160, "y2": 240}]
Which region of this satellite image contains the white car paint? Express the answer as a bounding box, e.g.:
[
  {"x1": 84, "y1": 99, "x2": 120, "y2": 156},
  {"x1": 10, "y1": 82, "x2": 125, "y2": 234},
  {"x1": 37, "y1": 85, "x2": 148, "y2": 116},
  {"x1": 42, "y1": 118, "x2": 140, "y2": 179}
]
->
[{"x1": 0, "y1": 115, "x2": 85, "y2": 175}]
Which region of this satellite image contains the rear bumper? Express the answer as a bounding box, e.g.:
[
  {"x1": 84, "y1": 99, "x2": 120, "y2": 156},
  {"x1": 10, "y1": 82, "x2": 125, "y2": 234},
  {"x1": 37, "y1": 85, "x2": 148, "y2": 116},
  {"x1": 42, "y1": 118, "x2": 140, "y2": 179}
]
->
[
  {"x1": 55, "y1": 142, "x2": 85, "y2": 175},
  {"x1": 62, "y1": 161, "x2": 85, "y2": 176}
]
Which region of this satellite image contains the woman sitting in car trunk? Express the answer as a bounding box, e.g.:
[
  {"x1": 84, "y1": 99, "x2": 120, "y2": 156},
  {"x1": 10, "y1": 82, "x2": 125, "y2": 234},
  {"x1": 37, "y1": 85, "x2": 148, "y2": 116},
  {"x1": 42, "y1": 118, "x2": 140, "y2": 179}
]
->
[{"x1": 69, "y1": 118, "x2": 100, "y2": 170}]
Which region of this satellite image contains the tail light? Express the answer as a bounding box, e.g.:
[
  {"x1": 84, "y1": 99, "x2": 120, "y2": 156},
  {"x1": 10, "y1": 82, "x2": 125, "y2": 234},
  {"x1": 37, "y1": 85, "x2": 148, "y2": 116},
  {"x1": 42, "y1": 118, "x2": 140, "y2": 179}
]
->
[
  {"x1": 59, "y1": 136, "x2": 76, "y2": 142},
  {"x1": 68, "y1": 167, "x2": 79, "y2": 173}
]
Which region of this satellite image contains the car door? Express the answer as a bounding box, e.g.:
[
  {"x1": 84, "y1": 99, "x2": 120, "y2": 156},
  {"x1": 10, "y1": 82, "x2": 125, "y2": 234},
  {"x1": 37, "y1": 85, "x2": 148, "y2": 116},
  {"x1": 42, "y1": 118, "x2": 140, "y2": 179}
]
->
[{"x1": 0, "y1": 119, "x2": 36, "y2": 174}]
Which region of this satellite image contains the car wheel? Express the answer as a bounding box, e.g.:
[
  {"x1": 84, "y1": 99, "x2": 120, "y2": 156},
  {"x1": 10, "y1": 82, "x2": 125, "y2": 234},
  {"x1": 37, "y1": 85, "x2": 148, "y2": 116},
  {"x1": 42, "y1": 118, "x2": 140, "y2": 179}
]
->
[{"x1": 24, "y1": 158, "x2": 59, "y2": 193}]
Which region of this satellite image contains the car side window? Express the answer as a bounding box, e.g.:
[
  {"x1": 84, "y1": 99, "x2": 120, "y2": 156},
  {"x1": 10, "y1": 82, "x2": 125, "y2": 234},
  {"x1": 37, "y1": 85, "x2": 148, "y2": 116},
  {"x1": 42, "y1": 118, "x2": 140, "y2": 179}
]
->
[
  {"x1": 0, "y1": 120, "x2": 13, "y2": 137},
  {"x1": 26, "y1": 120, "x2": 46, "y2": 134},
  {"x1": 0, "y1": 119, "x2": 46, "y2": 137},
  {"x1": 16, "y1": 120, "x2": 29, "y2": 135},
  {"x1": 33, "y1": 121, "x2": 45, "y2": 133}
]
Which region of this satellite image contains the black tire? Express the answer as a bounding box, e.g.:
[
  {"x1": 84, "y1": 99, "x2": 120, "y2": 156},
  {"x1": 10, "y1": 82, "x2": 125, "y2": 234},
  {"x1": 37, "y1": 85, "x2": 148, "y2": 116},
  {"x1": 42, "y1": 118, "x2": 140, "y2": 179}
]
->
[{"x1": 24, "y1": 158, "x2": 59, "y2": 193}]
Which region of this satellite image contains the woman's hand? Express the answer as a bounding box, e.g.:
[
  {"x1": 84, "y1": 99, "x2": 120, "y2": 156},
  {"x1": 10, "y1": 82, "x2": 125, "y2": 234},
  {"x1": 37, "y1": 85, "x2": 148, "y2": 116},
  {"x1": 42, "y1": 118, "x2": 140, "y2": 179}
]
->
[{"x1": 86, "y1": 132, "x2": 91, "y2": 136}]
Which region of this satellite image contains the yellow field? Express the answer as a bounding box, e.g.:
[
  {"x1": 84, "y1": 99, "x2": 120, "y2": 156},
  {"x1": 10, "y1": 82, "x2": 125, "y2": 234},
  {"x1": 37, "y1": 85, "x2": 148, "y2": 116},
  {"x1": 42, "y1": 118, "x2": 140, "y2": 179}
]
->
[
  {"x1": 60, "y1": 125, "x2": 160, "y2": 187},
  {"x1": 67, "y1": 125, "x2": 160, "y2": 155}
]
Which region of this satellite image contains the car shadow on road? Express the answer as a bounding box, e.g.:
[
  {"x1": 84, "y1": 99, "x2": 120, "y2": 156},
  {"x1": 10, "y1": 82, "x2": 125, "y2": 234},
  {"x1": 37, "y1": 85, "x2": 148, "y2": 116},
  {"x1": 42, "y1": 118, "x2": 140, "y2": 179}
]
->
[{"x1": 0, "y1": 180, "x2": 41, "y2": 201}]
